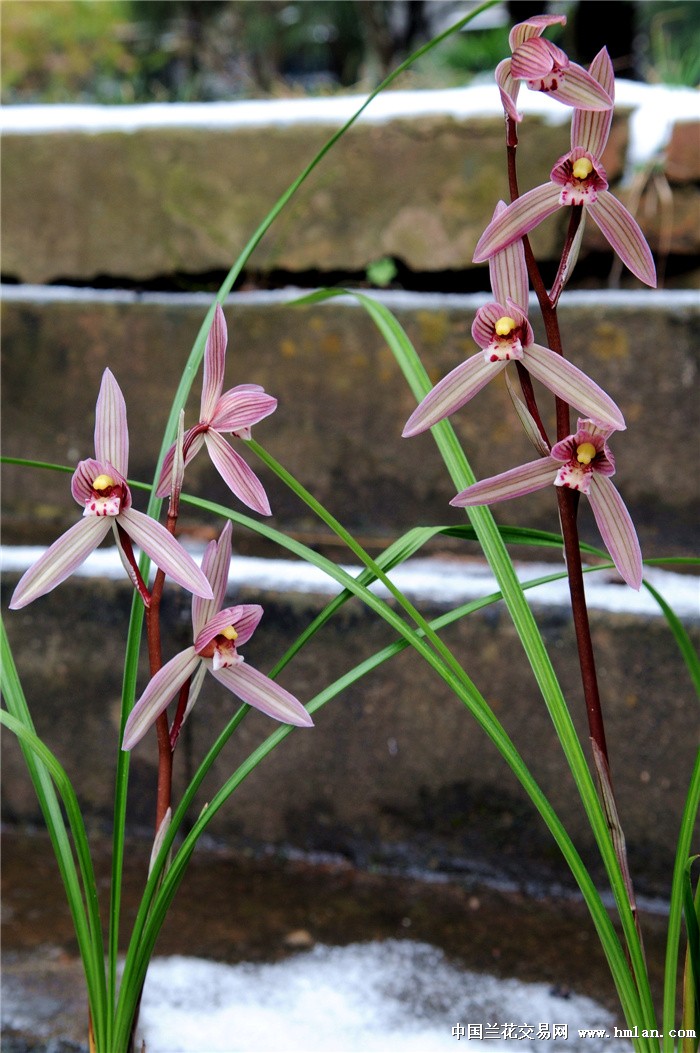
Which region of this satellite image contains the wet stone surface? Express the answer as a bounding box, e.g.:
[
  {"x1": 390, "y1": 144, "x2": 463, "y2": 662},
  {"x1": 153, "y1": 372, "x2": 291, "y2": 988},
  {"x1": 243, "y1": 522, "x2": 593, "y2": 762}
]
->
[{"x1": 2, "y1": 827, "x2": 670, "y2": 1051}]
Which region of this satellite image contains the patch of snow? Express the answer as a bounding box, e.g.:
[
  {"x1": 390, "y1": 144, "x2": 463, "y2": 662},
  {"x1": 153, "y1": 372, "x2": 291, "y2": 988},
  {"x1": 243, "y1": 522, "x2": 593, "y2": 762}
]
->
[
  {"x1": 2, "y1": 284, "x2": 698, "y2": 314},
  {"x1": 137, "y1": 941, "x2": 624, "y2": 1053},
  {"x1": 2, "y1": 546, "x2": 697, "y2": 620},
  {"x1": 615, "y1": 80, "x2": 699, "y2": 173}
]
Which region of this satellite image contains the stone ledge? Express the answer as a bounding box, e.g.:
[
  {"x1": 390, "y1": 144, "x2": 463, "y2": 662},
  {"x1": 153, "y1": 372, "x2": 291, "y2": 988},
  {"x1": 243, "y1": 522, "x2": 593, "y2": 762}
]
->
[
  {"x1": 2, "y1": 287, "x2": 698, "y2": 559},
  {"x1": 1, "y1": 563, "x2": 698, "y2": 897},
  {"x1": 3, "y1": 83, "x2": 697, "y2": 284}
]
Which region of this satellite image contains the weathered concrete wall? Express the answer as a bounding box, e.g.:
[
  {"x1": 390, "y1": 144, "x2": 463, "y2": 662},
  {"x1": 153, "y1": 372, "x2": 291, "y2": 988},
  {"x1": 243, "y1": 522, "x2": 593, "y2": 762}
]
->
[
  {"x1": 2, "y1": 89, "x2": 697, "y2": 902},
  {"x1": 2, "y1": 568, "x2": 698, "y2": 896},
  {"x1": 0, "y1": 100, "x2": 634, "y2": 283},
  {"x1": 2, "y1": 288, "x2": 698, "y2": 559}
]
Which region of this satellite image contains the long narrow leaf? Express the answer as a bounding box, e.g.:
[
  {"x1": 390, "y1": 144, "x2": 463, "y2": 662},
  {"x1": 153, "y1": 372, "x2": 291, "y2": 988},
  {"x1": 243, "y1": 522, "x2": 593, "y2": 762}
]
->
[
  {"x1": 190, "y1": 489, "x2": 648, "y2": 1038},
  {"x1": 119, "y1": 560, "x2": 640, "y2": 1048},
  {"x1": 0, "y1": 647, "x2": 107, "y2": 1046},
  {"x1": 664, "y1": 754, "x2": 700, "y2": 1052},
  {"x1": 295, "y1": 289, "x2": 658, "y2": 1044},
  {"x1": 682, "y1": 859, "x2": 700, "y2": 1018}
]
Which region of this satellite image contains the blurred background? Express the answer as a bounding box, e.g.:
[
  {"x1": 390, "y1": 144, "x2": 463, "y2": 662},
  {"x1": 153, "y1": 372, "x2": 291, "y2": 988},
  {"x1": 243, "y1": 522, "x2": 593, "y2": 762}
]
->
[{"x1": 2, "y1": 0, "x2": 699, "y2": 107}]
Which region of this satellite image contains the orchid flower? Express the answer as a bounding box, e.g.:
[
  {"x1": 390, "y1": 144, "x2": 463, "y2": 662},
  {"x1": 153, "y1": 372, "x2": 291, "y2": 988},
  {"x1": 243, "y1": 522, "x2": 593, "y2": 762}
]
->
[
  {"x1": 403, "y1": 203, "x2": 625, "y2": 437},
  {"x1": 496, "y1": 14, "x2": 612, "y2": 123},
  {"x1": 157, "y1": 304, "x2": 277, "y2": 515},
  {"x1": 476, "y1": 49, "x2": 656, "y2": 287},
  {"x1": 9, "y1": 370, "x2": 213, "y2": 609},
  {"x1": 451, "y1": 418, "x2": 642, "y2": 590},
  {"x1": 122, "y1": 521, "x2": 312, "y2": 750}
]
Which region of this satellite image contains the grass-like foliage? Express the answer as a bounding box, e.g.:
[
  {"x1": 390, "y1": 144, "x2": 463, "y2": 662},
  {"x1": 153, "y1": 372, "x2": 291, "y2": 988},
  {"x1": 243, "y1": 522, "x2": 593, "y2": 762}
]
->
[{"x1": 2, "y1": 2, "x2": 698, "y2": 1050}]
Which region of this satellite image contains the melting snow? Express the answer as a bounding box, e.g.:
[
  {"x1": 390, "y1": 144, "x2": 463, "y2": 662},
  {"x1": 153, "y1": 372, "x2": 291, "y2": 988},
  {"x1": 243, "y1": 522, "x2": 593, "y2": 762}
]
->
[
  {"x1": 137, "y1": 941, "x2": 625, "y2": 1053},
  {"x1": 2, "y1": 546, "x2": 698, "y2": 619}
]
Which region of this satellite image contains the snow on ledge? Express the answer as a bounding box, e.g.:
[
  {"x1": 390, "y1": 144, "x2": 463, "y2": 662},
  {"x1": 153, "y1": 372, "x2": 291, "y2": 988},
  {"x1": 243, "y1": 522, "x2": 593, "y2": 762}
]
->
[
  {"x1": 2, "y1": 546, "x2": 698, "y2": 620},
  {"x1": 2, "y1": 283, "x2": 697, "y2": 314},
  {"x1": 1, "y1": 80, "x2": 698, "y2": 171}
]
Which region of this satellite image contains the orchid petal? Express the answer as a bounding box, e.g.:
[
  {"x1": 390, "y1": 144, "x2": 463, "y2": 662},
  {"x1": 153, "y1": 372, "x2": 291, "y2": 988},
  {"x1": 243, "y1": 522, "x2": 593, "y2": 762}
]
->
[
  {"x1": 193, "y1": 521, "x2": 232, "y2": 635},
  {"x1": 509, "y1": 14, "x2": 564, "y2": 50},
  {"x1": 489, "y1": 209, "x2": 529, "y2": 311},
  {"x1": 118, "y1": 507, "x2": 213, "y2": 598},
  {"x1": 523, "y1": 343, "x2": 625, "y2": 431},
  {"x1": 195, "y1": 604, "x2": 264, "y2": 653},
  {"x1": 122, "y1": 647, "x2": 200, "y2": 750},
  {"x1": 210, "y1": 386, "x2": 277, "y2": 432},
  {"x1": 547, "y1": 64, "x2": 612, "y2": 111},
  {"x1": 504, "y1": 298, "x2": 534, "y2": 347},
  {"x1": 94, "y1": 369, "x2": 129, "y2": 476},
  {"x1": 211, "y1": 661, "x2": 313, "y2": 727},
  {"x1": 472, "y1": 301, "x2": 513, "y2": 348},
  {"x1": 204, "y1": 430, "x2": 272, "y2": 516},
  {"x1": 572, "y1": 48, "x2": 614, "y2": 156},
  {"x1": 473, "y1": 184, "x2": 561, "y2": 263},
  {"x1": 587, "y1": 193, "x2": 657, "y2": 287},
  {"x1": 9, "y1": 516, "x2": 111, "y2": 609},
  {"x1": 223, "y1": 604, "x2": 264, "y2": 647},
  {"x1": 155, "y1": 430, "x2": 205, "y2": 498},
  {"x1": 200, "y1": 305, "x2": 227, "y2": 422},
  {"x1": 71, "y1": 458, "x2": 119, "y2": 506},
  {"x1": 402, "y1": 356, "x2": 504, "y2": 437},
  {"x1": 588, "y1": 475, "x2": 643, "y2": 590},
  {"x1": 450, "y1": 457, "x2": 558, "y2": 508},
  {"x1": 511, "y1": 37, "x2": 559, "y2": 79},
  {"x1": 496, "y1": 59, "x2": 521, "y2": 122}
]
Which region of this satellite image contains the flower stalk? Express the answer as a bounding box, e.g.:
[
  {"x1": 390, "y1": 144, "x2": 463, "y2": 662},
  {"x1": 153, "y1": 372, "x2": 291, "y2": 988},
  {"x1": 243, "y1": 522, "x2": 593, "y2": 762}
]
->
[
  {"x1": 504, "y1": 97, "x2": 614, "y2": 777},
  {"x1": 500, "y1": 44, "x2": 646, "y2": 934}
]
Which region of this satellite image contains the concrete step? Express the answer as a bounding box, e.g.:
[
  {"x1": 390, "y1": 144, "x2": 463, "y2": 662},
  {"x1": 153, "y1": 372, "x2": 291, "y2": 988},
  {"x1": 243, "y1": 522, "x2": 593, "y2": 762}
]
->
[
  {"x1": 2, "y1": 86, "x2": 698, "y2": 285},
  {"x1": 2, "y1": 546, "x2": 698, "y2": 898},
  {"x1": 2, "y1": 285, "x2": 698, "y2": 560}
]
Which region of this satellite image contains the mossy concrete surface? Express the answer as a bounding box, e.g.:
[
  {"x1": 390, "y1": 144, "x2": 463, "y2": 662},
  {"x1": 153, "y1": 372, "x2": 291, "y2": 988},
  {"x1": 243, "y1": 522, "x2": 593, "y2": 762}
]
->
[
  {"x1": 2, "y1": 289, "x2": 697, "y2": 559},
  {"x1": 2, "y1": 112, "x2": 621, "y2": 283}
]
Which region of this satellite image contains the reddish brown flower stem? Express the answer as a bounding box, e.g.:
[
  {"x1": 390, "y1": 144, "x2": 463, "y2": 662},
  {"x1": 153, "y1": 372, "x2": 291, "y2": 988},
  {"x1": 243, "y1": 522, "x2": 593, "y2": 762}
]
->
[
  {"x1": 146, "y1": 501, "x2": 181, "y2": 832},
  {"x1": 505, "y1": 117, "x2": 610, "y2": 771}
]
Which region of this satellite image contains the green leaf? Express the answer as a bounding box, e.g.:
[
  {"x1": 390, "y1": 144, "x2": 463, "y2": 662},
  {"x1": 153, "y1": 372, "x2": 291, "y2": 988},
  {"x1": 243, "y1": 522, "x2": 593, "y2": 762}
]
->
[
  {"x1": 126, "y1": 561, "x2": 642, "y2": 1046},
  {"x1": 0, "y1": 626, "x2": 108, "y2": 1046},
  {"x1": 299, "y1": 288, "x2": 659, "y2": 1042}
]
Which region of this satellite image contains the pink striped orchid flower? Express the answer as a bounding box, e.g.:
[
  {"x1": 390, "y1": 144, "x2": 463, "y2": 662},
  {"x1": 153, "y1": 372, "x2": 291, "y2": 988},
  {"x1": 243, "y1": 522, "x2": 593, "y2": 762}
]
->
[
  {"x1": 9, "y1": 370, "x2": 213, "y2": 609},
  {"x1": 451, "y1": 418, "x2": 643, "y2": 590},
  {"x1": 496, "y1": 14, "x2": 612, "y2": 123},
  {"x1": 476, "y1": 48, "x2": 656, "y2": 288},
  {"x1": 403, "y1": 203, "x2": 625, "y2": 437},
  {"x1": 122, "y1": 521, "x2": 312, "y2": 750},
  {"x1": 157, "y1": 304, "x2": 277, "y2": 515}
]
